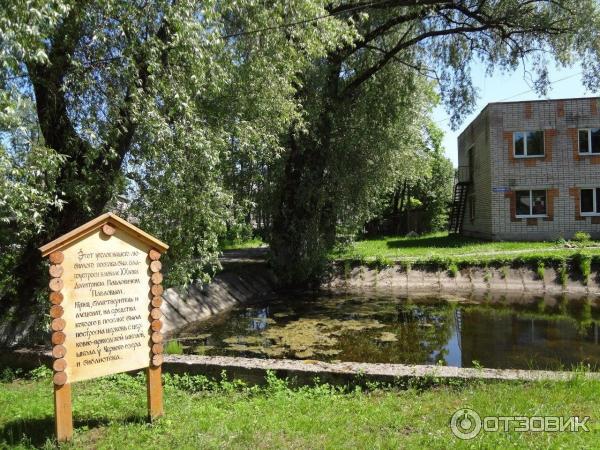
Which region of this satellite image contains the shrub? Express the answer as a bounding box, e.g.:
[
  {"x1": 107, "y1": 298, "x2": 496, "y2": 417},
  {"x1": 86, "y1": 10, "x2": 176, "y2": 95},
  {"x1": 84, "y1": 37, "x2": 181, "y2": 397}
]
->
[
  {"x1": 29, "y1": 365, "x2": 52, "y2": 380},
  {"x1": 0, "y1": 367, "x2": 23, "y2": 382},
  {"x1": 558, "y1": 260, "x2": 569, "y2": 287},
  {"x1": 536, "y1": 261, "x2": 545, "y2": 281},
  {"x1": 343, "y1": 260, "x2": 351, "y2": 280},
  {"x1": 447, "y1": 262, "x2": 459, "y2": 278},
  {"x1": 427, "y1": 256, "x2": 451, "y2": 271},
  {"x1": 573, "y1": 231, "x2": 591, "y2": 245},
  {"x1": 574, "y1": 253, "x2": 592, "y2": 285},
  {"x1": 351, "y1": 255, "x2": 368, "y2": 267},
  {"x1": 165, "y1": 340, "x2": 184, "y2": 355},
  {"x1": 483, "y1": 269, "x2": 492, "y2": 283},
  {"x1": 373, "y1": 255, "x2": 394, "y2": 270}
]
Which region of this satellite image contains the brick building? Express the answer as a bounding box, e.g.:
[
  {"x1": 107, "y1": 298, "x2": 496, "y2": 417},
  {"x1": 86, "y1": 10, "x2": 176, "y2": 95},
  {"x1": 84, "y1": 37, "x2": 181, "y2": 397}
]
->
[{"x1": 454, "y1": 97, "x2": 600, "y2": 240}]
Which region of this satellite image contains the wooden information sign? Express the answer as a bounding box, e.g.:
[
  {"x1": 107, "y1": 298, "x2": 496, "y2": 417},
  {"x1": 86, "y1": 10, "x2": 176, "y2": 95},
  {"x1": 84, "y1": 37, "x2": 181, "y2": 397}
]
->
[{"x1": 39, "y1": 213, "x2": 169, "y2": 442}]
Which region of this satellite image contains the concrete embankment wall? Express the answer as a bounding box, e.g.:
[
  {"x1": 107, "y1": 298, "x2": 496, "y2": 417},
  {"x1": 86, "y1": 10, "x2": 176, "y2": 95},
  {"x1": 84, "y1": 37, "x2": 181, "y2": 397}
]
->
[
  {"x1": 0, "y1": 254, "x2": 276, "y2": 347},
  {"x1": 4, "y1": 349, "x2": 599, "y2": 386},
  {"x1": 161, "y1": 259, "x2": 276, "y2": 334},
  {"x1": 2, "y1": 253, "x2": 597, "y2": 347},
  {"x1": 159, "y1": 262, "x2": 600, "y2": 335},
  {"x1": 325, "y1": 264, "x2": 600, "y2": 296}
]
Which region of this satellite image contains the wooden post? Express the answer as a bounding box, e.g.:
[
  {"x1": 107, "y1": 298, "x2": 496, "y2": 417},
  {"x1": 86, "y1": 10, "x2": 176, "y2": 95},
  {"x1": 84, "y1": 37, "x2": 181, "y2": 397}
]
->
[
  {"x1": 146, "y1": 366, "x2": 163, "y2": 420},
  {"x1": 48, "y1": 251, "x2": 73, "y2": 442},
  {"x1": 147, "y1": 247, "x2": 164, "y2": 421},
  {"x1": 54, "y1": 383, "x2": 73, "y2": 442}
]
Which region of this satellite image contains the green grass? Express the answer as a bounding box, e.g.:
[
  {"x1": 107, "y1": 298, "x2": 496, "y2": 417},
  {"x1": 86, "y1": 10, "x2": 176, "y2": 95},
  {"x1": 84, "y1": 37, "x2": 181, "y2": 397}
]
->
[
  {"x1": 333, "y1": 231, "x2": 600, "y2": 264},
  {"x1": 1, "y1": 369, "x2": 600, "y2": 448},
  {"x1": 220, "y1": 237, "x2": 265, "y2": 251},
  {"x1": 219, "y1": 232, "x2": 600, "y2": 269}
]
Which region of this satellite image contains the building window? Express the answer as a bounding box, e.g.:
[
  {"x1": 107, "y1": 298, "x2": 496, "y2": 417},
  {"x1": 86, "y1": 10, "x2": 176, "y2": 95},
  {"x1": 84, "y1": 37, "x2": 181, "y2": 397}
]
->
[
  {"x1": 514, "y1": 131, "x2": 544, "y2": 157},
  {"x1": 581, "y1": 188, "x2": 600, "y2": 215},
  {"x1": 578, "y1": 129, "x2": 600, "y2": 154},
  {"x1": 469, "y1": 196, "x2": 475, "y2": 221},
  {"x1": 516, "y1": 190, "x2": 547, "y2": 217}
]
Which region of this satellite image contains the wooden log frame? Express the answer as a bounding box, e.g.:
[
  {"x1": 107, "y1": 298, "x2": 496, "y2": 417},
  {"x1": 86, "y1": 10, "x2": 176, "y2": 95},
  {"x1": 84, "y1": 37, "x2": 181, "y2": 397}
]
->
[
  {"x1": 101, "y1": 223, "x2": 116, "y2": 236},
  {"x1": 48, "y1": 250, "x2": 73, "y2": 442},
  {"x1": 147, "y1": 247, "x2": 164, "y2": 420}
]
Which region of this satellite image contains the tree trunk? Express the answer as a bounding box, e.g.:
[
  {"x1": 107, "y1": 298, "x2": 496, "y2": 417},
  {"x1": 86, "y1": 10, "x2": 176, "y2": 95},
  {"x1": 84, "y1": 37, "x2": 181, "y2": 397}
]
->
[
  {"x1": 270, "y1": 60, "x2": 342, "y2": 287},
  {"x1": 405, "y1": 184, "x2": 411, "y2": 234},
  {"x1": 397, "y1": 181, "x2": 407, "y2": 234},
  {"x1": 0, "y1": 10, "x2": 136, "y2": 345}
]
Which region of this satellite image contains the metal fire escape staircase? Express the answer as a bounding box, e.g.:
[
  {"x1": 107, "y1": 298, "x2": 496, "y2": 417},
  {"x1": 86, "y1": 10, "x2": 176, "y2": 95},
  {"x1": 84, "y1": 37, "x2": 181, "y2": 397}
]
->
[{"x1": 448, "y1": 166, "x2": 471, "y2": 234}]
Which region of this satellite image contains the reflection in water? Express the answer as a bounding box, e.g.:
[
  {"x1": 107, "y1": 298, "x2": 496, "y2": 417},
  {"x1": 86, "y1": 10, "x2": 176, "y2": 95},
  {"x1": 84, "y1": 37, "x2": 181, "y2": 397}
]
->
[{"x1": 171, "y1": 293, "x2": 600, "y2": 370}]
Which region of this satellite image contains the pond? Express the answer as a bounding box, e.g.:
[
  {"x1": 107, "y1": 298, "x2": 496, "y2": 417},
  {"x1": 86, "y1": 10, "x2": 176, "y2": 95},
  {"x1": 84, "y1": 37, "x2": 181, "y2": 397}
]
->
[{"x1": 169, "y1": 293, "x2": 600, "y2": 370}]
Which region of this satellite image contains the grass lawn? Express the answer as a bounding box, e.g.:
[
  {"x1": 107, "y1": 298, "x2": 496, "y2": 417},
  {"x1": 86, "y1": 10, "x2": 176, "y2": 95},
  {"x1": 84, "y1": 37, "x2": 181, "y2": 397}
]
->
[
  {"x1": 334, "y1": 231, "x2": 600, "y2": 263},
  {"x1": 220, "y1": 237, "x2": 265, "y2": 251},
  {"x1": 218, "y1": 232, "x2": 600, "y2": 266},
  {"x1": 1, "y1": 369, "x2": 599, "y2": 449}
]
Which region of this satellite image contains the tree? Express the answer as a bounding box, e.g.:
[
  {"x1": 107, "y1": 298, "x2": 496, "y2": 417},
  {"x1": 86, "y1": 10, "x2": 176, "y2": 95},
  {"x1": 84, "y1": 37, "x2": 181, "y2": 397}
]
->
[
  {"x1": 418, "y1": 146, "x2": 454, "y2": 232},
  {"x1": 0, "y1": 0, "x2": 354, "y2": 344},
  {"x1": 269, "y1": 0, "x2": 600, "y2": 286},
  {"x1": 365, "y1": 125, "x2": 454, "y2": 235}
]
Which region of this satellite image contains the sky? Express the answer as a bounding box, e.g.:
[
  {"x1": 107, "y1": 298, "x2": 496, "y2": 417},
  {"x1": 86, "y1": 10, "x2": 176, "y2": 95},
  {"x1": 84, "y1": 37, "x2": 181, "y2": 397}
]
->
[{"x1": 433, "y1": 62, "x2": 593, "y2": 167}]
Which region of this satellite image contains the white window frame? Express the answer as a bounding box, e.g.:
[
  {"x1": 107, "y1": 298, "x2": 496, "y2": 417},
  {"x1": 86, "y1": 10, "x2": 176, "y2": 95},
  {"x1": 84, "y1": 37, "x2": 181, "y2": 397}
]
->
[
  {"x1": 578, "y1": 128, "x2": 600, "y2": 155},
  {"x1": 513, "y1": 131, "x2": 545, "y2": 158},
  {"x1": 515, "y1": 189, "x2": 548, "y2": 218},
  {"x1": 580, "y1": 188, "x2": 600, "y2": 216}
]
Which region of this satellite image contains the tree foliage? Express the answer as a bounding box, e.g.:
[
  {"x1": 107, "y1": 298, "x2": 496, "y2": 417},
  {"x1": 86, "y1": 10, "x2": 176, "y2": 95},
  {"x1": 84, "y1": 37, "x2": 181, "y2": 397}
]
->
[
  {"x1": 365, "y1": 127, "x2": 454, "y2": 236},
  {"x1": 2, "y1": 0, "x2": 600, "y2": 341},
  {"x1": 0, "y1": 0, "x2": 355, "y2": 343},
  {"x1": 268, "y1": 0, "x2": 600, "y2": 286}
]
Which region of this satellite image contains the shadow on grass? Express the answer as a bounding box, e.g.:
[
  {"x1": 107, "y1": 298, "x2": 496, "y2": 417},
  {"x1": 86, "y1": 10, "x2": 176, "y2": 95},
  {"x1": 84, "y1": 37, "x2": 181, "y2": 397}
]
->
[
  {"x1": 385, "y1": 235, "x2": 483, "y2": 250},
  {"x1": 0, "y1": 414, "x2": 145, "y2": 447}
]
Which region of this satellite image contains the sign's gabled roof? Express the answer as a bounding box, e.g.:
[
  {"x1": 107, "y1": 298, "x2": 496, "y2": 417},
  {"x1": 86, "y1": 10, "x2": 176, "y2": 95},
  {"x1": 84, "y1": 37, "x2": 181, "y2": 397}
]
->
[{"x1": 39, "y1": 212, "x2": 169, "y2": 256}]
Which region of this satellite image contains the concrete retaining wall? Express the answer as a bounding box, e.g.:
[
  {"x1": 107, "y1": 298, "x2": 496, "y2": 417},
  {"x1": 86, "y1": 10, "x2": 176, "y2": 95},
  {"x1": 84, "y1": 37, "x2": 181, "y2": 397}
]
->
[
  {"x1": 2, "y1": 249, "x2": 598, "y2": 347},
  {"x1": 325, "y1": 265, "x2": 600, "y2": 296},
  {"x1": 2, "y1": 349, "x2": 598, "y2": 386},
  {"x1": 163, "y1": 355, "x2": 600, "y2": 384},
  {"x1": 161, "y1": 260, "x2": 276, "y2": 334},
  {"x1": 159, "y1": 260, "x2": 600, "y2": 335},
  {"x1": 0, "y1": 253, "x2": 276, "y2": 347}
]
